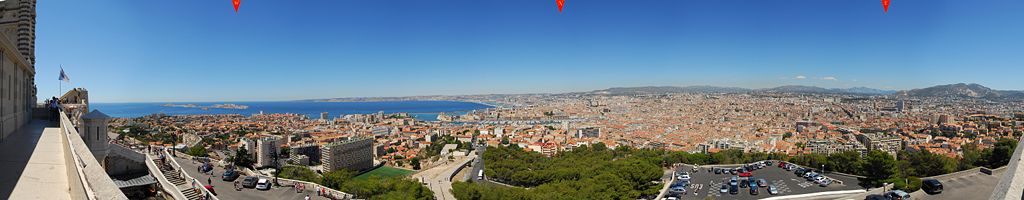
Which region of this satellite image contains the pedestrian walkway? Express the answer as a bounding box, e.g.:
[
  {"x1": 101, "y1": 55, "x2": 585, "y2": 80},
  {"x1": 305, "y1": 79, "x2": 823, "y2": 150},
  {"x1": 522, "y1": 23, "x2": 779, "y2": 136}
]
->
[{"x1": 0, "y1": 120, "x2": 72, "y2": 200}]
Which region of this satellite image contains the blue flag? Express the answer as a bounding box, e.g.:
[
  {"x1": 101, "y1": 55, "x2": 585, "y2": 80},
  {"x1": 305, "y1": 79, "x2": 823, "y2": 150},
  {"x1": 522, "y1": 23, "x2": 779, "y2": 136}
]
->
[{"x1": 59, "y1": 66, "x2": 70, "y2": 83}]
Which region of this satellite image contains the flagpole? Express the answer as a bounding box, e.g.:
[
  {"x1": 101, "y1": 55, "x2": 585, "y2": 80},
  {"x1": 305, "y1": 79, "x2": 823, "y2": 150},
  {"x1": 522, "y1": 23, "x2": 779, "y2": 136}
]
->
[{"x1": 58, "y1": 65, "x2": 62, "y2": 100}]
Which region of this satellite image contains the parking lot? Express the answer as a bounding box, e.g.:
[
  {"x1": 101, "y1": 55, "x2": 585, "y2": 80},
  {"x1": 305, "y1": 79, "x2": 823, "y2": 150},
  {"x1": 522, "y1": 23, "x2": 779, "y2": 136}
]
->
[
  {"x1": 668, "y1": 161, "x2": 864, "y2": 200},
  {"x1": 172, "y1": 157, "x2": 332, "y2": 200}
]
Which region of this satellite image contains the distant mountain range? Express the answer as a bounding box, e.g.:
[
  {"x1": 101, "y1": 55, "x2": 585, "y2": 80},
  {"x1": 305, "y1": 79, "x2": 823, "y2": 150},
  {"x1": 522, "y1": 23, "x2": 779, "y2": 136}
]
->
[
  {"x1": 585, "y1": 83, "x2": 1024, "y2": 100},
  {"x1": 305, "y1": 83, "x2": 1024, "y2": 102},
  {"x1": 585, "y1": 85, "x2": 897, "y2": 96},
  {"x1": 894, "y1": 83, "x2": 1024, "y2": 100}
]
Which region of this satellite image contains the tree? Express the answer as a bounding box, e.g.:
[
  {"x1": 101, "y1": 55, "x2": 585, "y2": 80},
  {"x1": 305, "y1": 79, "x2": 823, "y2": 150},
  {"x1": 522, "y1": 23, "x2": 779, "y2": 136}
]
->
[
  {"x1": 277, "y1": 165, "x2": 320, "y2": 183},
  {"x1": 826, "y1": 151, "x2": 863, "y2": 174},
  {"x1": 410, "y1": 157, "x2": 422, "y2": 170},
  {"x1": 321, "y1": 170, "x2": 354, "y2": 190},
  {"x1": 900, "y1": 150, "x2": 954, "y2": 177},
  {"x1": 861, "y1": 150, "x2": 897, "y2": 186},
  {"x1": 279, "y1": 146, "x2": 291, "y2": 158},
  {"x1": 987, "y1": 138, "x2": 1018, "y2": 168},
  {"x1": 890, "y1": 176, "x2": 923, "y2": 192},
  {"x1": 232, "y1": 148, "x2": 255, "y2": 169},
  {"x1": 959, "y1": 144, "x2": 985, "y2": 170},
  {"x1": 186, "y1": 145, "x2": 208, "y2": 157}
]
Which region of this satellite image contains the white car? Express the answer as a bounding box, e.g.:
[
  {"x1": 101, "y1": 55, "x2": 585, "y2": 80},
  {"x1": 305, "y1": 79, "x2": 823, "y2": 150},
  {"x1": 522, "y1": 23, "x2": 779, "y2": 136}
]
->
[
  {"x1": 255, "y1": 178, "x2": 271, "y2": 190},
  {"x1": 677, "y1": 172, "x2": 690, "y2": 180},
  {"x1": 818, "y1": 179, "x2": 832, "y2": 187}
]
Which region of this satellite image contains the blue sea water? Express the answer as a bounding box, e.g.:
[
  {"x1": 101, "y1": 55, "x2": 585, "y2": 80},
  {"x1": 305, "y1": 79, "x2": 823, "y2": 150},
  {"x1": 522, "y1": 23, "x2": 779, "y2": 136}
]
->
[{"x1": 90, "y1": 101, "x2": 492, "y2": 121}]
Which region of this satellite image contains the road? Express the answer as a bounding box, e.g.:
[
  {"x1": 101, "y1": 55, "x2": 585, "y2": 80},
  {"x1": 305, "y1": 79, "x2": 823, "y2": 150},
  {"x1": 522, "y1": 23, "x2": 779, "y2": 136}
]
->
[
  {"x1": 410, "y1": 154, "x2": 476, "y2": 200},
  {"x1": 172, "y1": 156, "x2": 329, "y2": 200}
]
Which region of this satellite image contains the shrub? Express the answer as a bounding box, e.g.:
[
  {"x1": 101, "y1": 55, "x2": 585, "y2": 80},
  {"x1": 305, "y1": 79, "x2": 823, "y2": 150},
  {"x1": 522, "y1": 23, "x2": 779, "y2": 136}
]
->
[{"x1": 890, "y1": 176, "x2": 922, "y2": 192}]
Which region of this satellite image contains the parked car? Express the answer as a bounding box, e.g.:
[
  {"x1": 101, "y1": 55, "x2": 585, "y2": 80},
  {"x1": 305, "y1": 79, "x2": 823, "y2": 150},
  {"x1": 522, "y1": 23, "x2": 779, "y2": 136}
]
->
[
  {"x1": 757, "y1": 179, "x2": 768, "y2": 187},
  {"x1": 714, "y1": 168, "x2": 722, "y2": 174},
  {"x1": 677, "y1": 172, "x2": 690, "y2": 180},
  {"x1": 885, "y1": 190, "x2": 911, "y2": 200},
  {"x1": 803, "y1": 172, "x2": 817, "y2": 179},
  {"x1": 255, "y1": 178, "x2": 271, "y2": 190},
  {"x1": 748, "y1": 178, "x2": 758, "y2": 188},
  {"x1": 794, "y1": 168, "x2": 806, "y2": 175},
  {"x1": 221, "y1": 170, "x2": 240, "y2": 181},
  {"x1": 669, "y1": 185, "x2": 687, "y2": 194},
  {"x1": 865, "y1": 194, "x2": 891, "y2": 200},
  {"x1": 729, "y1": 185, "x2": 739, "y2": 194},
  {"x1": 720, "y1": 184, "x2": 729, "y2": 193},
  {"x1": 739, "y1": 172, "x2": 753, "y2": 177},
  {"x1": 740, "y1": 180, "x2": 749, "y2": 188},
  {"x1": 241, "y1": 176, "x2": 258, "y2": 188},
  {"x1": 767, "y1": 185, "x2": 779, "y2": 195},
  {"x1": 818, "y1": 179, "x2": 831, "y2": 187},
  {"x1": 749, "y1": 185, "x2": 758, "y2": 195},
  {"x1": 922, "y1": 179, "x2": 943, "y2": 194},
  {"x1": 730, "y1": 176, "x2": 739, "y2": 186},
  {"x1": 813, "y1": 176, "x2": 826, "y2": 183}
]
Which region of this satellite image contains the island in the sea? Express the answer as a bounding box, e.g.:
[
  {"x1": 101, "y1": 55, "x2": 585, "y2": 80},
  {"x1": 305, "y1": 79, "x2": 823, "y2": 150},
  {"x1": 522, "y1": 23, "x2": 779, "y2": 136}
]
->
[{"x1": 162, "y1": 103, "x2": 249, "y2": 110}]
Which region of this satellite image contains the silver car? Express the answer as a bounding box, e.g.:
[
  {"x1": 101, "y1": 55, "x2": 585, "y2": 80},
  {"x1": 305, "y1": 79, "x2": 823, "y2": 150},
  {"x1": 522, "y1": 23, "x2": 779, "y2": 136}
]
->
[{"x1": 768, "y1": 185, "x2": 779, "y2": 195}]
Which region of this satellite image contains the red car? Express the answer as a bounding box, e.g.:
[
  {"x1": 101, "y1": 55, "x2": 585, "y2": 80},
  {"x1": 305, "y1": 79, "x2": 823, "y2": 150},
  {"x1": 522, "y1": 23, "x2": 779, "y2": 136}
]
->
[
  {"x1": 739, "y1": 172, "x2": 753, "y2": 177},
  {"x1": 778, "y1": 162, "x2": 786, "y2": 168}
]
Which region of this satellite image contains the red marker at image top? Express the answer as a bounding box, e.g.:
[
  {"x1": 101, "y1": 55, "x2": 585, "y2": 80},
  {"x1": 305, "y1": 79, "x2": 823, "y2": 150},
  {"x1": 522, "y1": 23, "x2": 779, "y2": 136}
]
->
[
  {"x1": 557, "y1": 0, "x2": 565, "y2": 13},
  {"x1": 233, "y1": 0, "x2": 241, "y2": 13},
  {"x1": 882, "y1": 0, "x2": 890, "y2": 13}
]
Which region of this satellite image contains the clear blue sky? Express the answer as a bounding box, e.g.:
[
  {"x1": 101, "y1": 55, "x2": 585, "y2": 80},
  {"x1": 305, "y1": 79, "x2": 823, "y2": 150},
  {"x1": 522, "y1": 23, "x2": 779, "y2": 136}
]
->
[{"x1": 36, "y1": 0, "x2": 1024, "y2": 103}]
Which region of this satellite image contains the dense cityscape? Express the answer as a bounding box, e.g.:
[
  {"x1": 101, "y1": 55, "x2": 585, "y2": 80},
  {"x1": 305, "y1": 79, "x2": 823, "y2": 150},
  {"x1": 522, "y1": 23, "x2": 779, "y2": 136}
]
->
[
  {"x1": 4, "y1": 1, "x2": 1023, "y2": 200},
  {"x1": 104, "y1": 83, "x2": 1024, "y2": 199}
]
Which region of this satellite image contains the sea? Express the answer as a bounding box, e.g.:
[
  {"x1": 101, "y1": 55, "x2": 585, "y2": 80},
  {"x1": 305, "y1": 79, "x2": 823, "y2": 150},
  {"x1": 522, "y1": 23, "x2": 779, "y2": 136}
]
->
[{"x1": 90, "y1": 101, "x2": 493, "y2": 121}]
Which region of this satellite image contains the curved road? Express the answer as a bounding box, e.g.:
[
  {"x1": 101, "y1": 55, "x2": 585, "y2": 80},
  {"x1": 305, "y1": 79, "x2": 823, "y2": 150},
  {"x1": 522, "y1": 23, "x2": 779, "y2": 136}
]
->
[{"x1": 410, "y1": 154, "x2": 476, "y2": 200}]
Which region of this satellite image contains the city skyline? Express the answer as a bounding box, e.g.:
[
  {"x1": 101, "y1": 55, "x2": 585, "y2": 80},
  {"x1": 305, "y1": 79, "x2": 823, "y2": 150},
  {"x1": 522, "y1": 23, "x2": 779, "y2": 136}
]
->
[{"x1": 36, "y1": 0, "x2": 1024, "y2": 102}]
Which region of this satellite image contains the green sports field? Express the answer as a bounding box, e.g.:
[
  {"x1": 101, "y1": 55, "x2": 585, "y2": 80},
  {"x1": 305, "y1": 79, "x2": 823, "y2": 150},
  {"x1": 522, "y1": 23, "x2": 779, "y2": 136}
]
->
[{"x1": 354, "y1": 166, "x2": 414, "y2": 180}]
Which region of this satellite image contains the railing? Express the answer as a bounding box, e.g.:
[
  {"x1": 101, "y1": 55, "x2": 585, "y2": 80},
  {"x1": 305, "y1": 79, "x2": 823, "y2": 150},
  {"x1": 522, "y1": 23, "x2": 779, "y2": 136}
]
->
[
  {"x1": 145, "y1": 153, "x2": 189, "y2": 200},
  {"x1": 162, "y1": 148, "x2": 221, "y2": 200},
  {"x1": 276, "y1": 178, "x2": 354, "y2": 200},
  {"x1": 59, "y1": 110, "x2": 129, "y2": 200},
  {"x1": 989, "y1": 135, "x2": 1024, "y2": 200}
]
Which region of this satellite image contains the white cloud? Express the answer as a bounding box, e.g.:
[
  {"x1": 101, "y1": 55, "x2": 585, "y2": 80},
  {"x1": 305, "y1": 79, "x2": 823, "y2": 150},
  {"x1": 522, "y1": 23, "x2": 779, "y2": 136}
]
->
[
  {"x1": 822, "y1": 77, "x2": 838, "y2": 81},
  {"x1": 795, "y1": 75, "x2": 806, "y2": 79}
]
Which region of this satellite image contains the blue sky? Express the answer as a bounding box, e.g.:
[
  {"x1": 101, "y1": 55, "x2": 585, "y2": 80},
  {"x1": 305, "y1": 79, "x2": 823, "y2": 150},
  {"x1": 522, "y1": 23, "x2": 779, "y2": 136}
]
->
[{"x1": 36, "y1": 0, "x2": 1024, "y2": 102}]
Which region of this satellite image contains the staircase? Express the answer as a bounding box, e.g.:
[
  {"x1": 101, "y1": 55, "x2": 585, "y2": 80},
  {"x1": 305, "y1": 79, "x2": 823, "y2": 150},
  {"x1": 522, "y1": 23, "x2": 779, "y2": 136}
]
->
[{"x1": 156, "y1": 159, "x2": 202, "y2": 200}]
